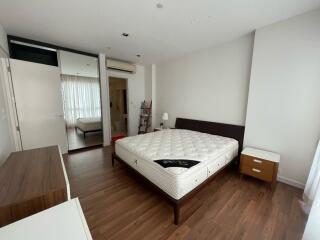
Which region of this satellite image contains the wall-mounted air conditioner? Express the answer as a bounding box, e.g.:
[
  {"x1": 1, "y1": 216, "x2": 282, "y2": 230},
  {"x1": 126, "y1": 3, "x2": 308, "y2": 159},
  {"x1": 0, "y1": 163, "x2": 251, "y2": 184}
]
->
[{"x1": 106, "y1": 59, "x2": 136, "y2": 73}]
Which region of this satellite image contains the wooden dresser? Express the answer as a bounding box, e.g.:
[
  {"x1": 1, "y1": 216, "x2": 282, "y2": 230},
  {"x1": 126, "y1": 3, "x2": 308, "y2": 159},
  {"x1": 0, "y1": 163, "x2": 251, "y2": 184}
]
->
[
  {"x1": 240, "y1": 147, "x2": 280, "y2": 188},
  {"x1": 0, "y1": 146, "x2": 70, "y2": 227}
]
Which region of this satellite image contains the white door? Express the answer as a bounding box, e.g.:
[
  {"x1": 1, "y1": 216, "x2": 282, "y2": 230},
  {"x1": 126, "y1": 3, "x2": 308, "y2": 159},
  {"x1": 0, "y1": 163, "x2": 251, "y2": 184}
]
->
[{"x1": 10, "y1": 59, "x2": 68, "y2": 153}]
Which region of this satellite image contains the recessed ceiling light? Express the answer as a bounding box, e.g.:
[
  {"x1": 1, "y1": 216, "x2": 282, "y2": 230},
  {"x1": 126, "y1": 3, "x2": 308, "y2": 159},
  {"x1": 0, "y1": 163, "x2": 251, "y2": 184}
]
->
[
  {"x1": 156, "y1": 3, "x2": 163, "y2": 9},
  {"x1": 190, "y1": 18, "x2": 201, "y2": 25},
  {"x1": 136, "y1": 54, "x2": 141, "y2": 58},
  {"x1": 122, "y1": 33, "x2": 129, "y2": 37}
]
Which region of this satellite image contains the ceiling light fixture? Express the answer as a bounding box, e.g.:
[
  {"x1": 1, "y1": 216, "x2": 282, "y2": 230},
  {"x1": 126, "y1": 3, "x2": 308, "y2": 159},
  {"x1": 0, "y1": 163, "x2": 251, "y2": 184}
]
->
[
  {"x1": 122, "y1": 33, "x2": 129, "y2": 37},
  {"x1": 156, "y1": 3, "x2": 163, "y2": 9}
]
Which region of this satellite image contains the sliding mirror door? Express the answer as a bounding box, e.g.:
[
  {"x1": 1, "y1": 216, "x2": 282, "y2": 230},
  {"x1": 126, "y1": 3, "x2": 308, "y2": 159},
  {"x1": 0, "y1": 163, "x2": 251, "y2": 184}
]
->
[{"x1": 58, "y1": 51, "x2": 103, "y2": 151}]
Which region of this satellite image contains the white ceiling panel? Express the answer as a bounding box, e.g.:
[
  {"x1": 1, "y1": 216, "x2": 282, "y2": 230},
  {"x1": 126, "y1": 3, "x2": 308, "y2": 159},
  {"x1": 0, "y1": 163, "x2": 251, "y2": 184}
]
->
[{"x1": 0, "y1": 0, "x2": 319, "y2": 64}]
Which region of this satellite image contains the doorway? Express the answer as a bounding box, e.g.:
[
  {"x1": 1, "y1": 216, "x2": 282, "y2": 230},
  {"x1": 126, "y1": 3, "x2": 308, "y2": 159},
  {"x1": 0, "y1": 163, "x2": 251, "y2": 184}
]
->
[{"x1": 109, "y1": 77, "x2": 128, "y2": 141}]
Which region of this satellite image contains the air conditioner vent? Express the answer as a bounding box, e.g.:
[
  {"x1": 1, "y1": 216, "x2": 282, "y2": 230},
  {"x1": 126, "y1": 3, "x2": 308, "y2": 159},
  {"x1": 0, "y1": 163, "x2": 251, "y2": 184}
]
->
[{"x1": 106, "y1": 59, "x2": 136, "y2": 73}]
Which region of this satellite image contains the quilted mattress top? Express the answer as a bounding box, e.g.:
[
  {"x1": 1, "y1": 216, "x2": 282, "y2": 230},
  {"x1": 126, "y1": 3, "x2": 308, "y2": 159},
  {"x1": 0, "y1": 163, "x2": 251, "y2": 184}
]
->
[{"x1": 116, "y1": 129, "x2": 238, "y2": 175}]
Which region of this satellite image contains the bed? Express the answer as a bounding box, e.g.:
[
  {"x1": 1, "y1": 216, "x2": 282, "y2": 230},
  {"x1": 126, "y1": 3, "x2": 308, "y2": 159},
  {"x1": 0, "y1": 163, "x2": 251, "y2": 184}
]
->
[
  {"x1": 75, "y1": 117, "x2": 102, "y2": 138},
  {"x1": 112, "y1": 118, "x2": 245, "y2": 224}
]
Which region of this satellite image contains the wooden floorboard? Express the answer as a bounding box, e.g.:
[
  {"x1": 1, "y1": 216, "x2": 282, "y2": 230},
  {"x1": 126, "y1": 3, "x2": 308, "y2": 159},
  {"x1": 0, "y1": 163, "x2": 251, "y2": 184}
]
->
[
  {"x1": 67, "y1": 127, "x2": 103, "y2": 151},
  {"x1": 63, "y1": 146, "x2": 307, "y2": 240}
]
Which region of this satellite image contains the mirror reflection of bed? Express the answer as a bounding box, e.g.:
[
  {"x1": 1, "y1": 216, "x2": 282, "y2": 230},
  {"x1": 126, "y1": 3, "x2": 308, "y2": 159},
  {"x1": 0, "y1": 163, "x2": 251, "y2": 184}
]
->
[
  {"x1": 67, "y1": 118, "x2": 103, "y2": 151},
  {"x1": 59, "y1": 51, "x2": 103, "y2": 151},
  {"x1": 109, "y1": 77, "x2": 128, "y2": 142}
]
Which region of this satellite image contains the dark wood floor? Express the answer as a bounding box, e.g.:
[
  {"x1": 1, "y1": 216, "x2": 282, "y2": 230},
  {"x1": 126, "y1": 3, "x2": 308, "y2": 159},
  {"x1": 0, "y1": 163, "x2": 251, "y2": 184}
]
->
[
  {"x1": 67, "y1": 127, "x2": 103, "y2": 151},
  {"x1": 63, "y1": 147, "x2": 307, "y2": 240}
]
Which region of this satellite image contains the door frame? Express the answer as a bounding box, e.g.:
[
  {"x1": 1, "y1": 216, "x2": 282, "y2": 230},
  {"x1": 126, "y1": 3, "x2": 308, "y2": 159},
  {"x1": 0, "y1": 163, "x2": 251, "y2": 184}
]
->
[
  {"x1": 57, "y1": 50, "x2": 104, "y2": 152},
  {"x1": 0, "y1": 47, "x2": 22, "y2": 151},
  {"x1": 108, "y1": 76, "x2": 129, "y2": 138},
  {"x1": 106, "y1": 70, "x2": 131, "y2": 138}
]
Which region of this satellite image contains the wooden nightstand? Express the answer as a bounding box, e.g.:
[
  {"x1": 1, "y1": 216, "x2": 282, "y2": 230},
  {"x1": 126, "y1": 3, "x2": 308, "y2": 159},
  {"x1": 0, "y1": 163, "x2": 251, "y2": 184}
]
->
[{"x1": 240, "y1": 147, "x2": 280, "y2": 188}]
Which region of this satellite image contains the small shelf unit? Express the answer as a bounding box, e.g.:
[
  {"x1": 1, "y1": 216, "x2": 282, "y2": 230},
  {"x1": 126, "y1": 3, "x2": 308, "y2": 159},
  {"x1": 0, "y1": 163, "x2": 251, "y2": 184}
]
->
[{"x1": 138, "y1": 100, "x2": 152, "y2": 134}]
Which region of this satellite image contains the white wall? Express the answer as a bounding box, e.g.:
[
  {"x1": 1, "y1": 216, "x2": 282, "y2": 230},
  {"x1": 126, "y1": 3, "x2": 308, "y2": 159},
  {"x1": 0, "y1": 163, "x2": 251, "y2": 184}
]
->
[
  {"x1": 107, "y1": 65, "x2": 145, "y2": 136},
  {"x1": 151, "y1": 64, "x2": 157, "y2": 129},
  {"x1": 244, "y1": 9, "x2": 320, "y2": 187},
  {"x1": 99, "y1": 54, "x2": 111, "y2": 145},
  {"x1": 155, "y1": 34, "x2": 254, "y2": 127},
  {"x1": 144, "y1": 65, "x2": 152, "y2": 101},
  {"x1": 144, "y1": 64, "x2": 157, "y2": 129}
]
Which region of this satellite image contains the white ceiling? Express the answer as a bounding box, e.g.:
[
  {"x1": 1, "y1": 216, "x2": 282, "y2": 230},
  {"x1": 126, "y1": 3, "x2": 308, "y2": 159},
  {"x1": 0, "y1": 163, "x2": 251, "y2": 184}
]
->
[{"x1": 0, "y1": 0, "x2": 319, "y2": 65}]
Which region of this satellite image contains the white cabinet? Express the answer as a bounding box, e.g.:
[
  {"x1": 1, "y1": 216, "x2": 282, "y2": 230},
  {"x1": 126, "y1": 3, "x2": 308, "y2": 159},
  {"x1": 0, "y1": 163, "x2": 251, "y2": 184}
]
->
[
  {"x1": 10, "y1": 59, "x2": 68, "y2": 153},
  {"x1": 0, "y1": 198, "x2": 92, "y2": 240}
]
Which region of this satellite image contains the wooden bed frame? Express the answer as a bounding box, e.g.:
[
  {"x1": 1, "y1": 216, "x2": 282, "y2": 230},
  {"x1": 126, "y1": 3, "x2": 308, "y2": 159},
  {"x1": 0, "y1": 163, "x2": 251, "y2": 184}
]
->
[{"x1": 112, "y1": 118, "x2": 245, "y2": 225}]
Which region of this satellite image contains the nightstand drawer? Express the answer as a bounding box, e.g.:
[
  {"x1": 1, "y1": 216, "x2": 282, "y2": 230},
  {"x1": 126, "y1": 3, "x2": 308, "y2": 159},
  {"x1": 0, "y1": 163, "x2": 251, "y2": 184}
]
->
[
  {"x1": 240, "y1": 165, "x2": 273, "y2": 182},
  {"x1": 240, "y1": 147, "x2": 280, "y2": 188},
  {"x1": 241, "y1": 154, "x2": 274, "y2": 171}
]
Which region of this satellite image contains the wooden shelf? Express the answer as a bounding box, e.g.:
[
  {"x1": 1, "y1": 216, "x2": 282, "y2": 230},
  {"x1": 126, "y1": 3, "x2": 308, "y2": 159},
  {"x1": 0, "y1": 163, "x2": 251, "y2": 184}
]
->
[{"x1": 138, "y1": 100, "x2": 152, "y2": 134}]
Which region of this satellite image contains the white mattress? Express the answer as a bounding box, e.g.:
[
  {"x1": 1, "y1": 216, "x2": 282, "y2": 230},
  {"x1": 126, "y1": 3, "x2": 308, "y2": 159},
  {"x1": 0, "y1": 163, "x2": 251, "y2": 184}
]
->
[
  {"x1": 115, "y1": 129, "x2": 238, "y2": 200},
  {"x1": 76, "y1": 118, "x2": 102, "y2": 132}
]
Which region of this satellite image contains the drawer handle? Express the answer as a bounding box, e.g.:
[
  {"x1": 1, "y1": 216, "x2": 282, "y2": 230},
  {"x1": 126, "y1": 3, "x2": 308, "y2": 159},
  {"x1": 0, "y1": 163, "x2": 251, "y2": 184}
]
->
[
  {"x1": 253, "y1": 159, "x2": 262, "y2": 164},
  {"x1": 252, "y1": 168, "x2": 261, "y2": 173}
]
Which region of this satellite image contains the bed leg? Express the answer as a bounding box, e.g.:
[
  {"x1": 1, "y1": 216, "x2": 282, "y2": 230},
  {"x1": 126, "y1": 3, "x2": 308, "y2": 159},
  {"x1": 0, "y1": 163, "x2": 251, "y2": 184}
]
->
[
  {"x1": 173, "y1": 203, "x2": 180, "y2": 225},
  {"x1": 112, "y1": 153, "x2": 115, "y2": 167}
]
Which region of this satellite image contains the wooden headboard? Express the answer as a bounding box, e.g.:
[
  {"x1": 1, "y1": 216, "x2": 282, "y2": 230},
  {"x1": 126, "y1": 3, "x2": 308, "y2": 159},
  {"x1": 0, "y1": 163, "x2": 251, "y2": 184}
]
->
[{"x1": 175, "y1": 118, "x2": 245, "y2": 157}]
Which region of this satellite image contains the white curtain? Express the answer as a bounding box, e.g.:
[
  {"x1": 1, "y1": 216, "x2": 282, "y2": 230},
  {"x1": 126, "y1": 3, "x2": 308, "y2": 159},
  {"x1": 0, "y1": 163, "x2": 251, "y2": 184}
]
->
[
  {"x1": 303, "y1": 140, "x2": 320, "y2": 213},
  {"x1": 61, "y1": 74, "x2": 101, "y2": 127}
]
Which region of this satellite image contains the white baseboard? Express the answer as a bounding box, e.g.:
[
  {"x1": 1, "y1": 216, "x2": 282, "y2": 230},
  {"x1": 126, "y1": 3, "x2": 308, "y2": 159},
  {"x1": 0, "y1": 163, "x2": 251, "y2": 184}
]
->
[{"x1": 277, "y1": 175, "x2": 305, "y2": 189}]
